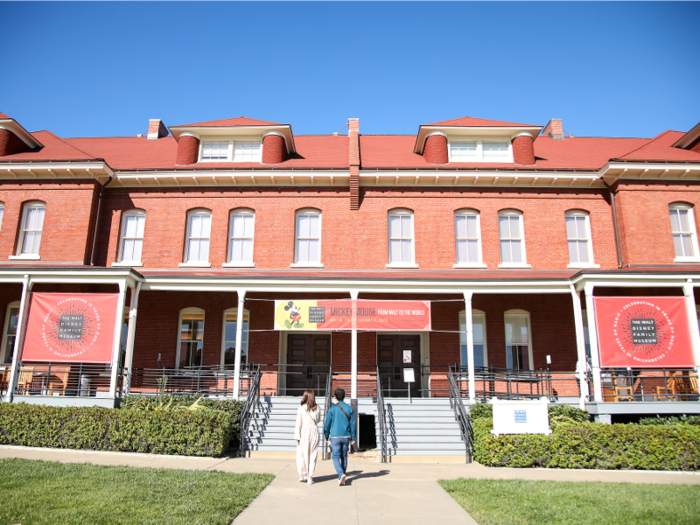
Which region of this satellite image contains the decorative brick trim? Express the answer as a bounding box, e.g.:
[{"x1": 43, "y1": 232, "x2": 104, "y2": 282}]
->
[
  {"x1": 424, "y1": 134, "x2": 448, "y2": 164},
  {"x1": 350, "y1": 166, "x2": 360, "y2": 210},
  {"x1": 513, "y1": 134, "x2": 535, "y2": 165},
  {"x1": 176, "y1": 135, "x2": 200, "y2": 165},
  {"x1": 262, "y1": 134, "x2": 286, "y2": 164}
]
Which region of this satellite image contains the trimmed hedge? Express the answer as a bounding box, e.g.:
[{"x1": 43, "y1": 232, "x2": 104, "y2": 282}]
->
[
  {"x1": 471, "y1": 416, "x2": 700, "y2": 471},
  {"x1": 0, "y1": 403, "x2": 231, "y2": 457},
  {"x1": 121, "y1": 395, "x2": 244, "y2": 450}
]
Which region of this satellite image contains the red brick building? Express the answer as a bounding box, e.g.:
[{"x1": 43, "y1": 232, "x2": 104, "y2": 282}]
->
[{"x1": 1, "y1": 110, "x2": 700, "y2": 424}]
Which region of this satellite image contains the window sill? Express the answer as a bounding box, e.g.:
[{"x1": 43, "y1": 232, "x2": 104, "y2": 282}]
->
[
  {"x1": 111, "y1": 262, "x2": 143, "y2": 267},
  {"x1": 498, "y1": 263, "x2": 531, "y2": 269},
  {"x1": 567, "y1": 263, "x2": 600, "y2": 269},
  {"x1": 386, "y1": 263, "x2": 419, "y2": 269},
  {"x1": 290, "y1": 263, "x2": 325, "y2": 268},
  {"x1": 453, "y1": 263, "x2": 488, "y2": 269},
  {"x1": 223, "y1": 262, "x2": 256, "y2": 268},
  {"x1": 178, "y1": 262, "x2": 212, "y2": 268},
  {"x1": 9, "y1": 255, "x2": 40, "y2": 260},
  {"x1": 674, "y1": 257, "x2": 700, "y2": 263}
]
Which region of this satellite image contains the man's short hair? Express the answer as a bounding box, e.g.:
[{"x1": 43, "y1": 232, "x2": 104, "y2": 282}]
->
[{"x1": 334, "y1": 388, "x2": 346, "y2": 401}]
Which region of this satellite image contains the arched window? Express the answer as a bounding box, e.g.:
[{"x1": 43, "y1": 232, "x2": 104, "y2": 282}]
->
[
  {"x1": 498, "y1": 209, "x2": 528, "y2": 267},
  {"x1": 17, "y1": 201, "x2": 45, "y2": 257},
  {"x1": 1, "y1": 301, "x2": 20, "y2": 364},
  {"x1": 117, "y1": 209, "x2": 146, "y2": 265},
  {"x1": 669, "y1": 203, "x2": 700, "y2": 261},
  {"x1": 177, "y1": 307, "x2": 205, "y2": 368},
  {"x1": 459, "y1": 309, "x2": 488, "y2": 370},
  {"x1": 221, "y1": 308, "x2": 250, "y2": 366},
  {"x1": 227, "y1": 209, "x2": 255, "y2": 266},
  {"x1": 504, "y1": 309, "x2": 532, "y2": 370},
  {"x1": 454, "y1": 209, "x2": 485, "y2": 267},
  {"x1": 387, "y1": 208, "x2": 416, "y2": 267},
  {"x1": 293, "y1": 209, "x2": 322, "y2": 266},
  {"x1": 183, "y1": 209, "x2": 212, "y2": 266},
  {"x1": 565, "y1": 210, "x2": 597, "y2": 268}
]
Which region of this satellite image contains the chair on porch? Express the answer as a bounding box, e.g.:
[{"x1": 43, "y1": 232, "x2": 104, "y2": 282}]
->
[
  {"x1": 674, "y1": 375, "x2": 699, "y2": 401},
  {"x1": 653, "y1": 375, "x2": 679, "y2": 402},
  {"x1": 611, "y1": 371, "x2": 634, "y2": 402},
  {"x1": 17, "y1": 366, "x2": 35, "y2": 395},
  {"x1": 47, "y1": 366, "x2": 71, "y2": 396}
]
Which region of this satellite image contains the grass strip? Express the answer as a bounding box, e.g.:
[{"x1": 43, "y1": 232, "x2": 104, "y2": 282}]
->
[
  {"x1": 439, "y1": 478, "x2": 700, "y2": 525},
  {"x1": 0, "y1": 458, "x2": 273, "y2": 525}
]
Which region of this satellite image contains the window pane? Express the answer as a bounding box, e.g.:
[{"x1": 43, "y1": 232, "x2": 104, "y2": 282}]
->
[
  {"x1": 132, "y1": 239, "x2": 143, "y2": 262},
  {"x1": 466, "y1": 216, "x2": 477, "y2": 238},
  {"x1": 242, "y1": 239, "x2": 253, "y2": 262},
  {"x1": 577, "y1": 241, "x2": 589, "y2": 263},
  {"x1": 456, "y1": 240, "x2": 467, "y2": 263},
  {"x1": 474, "y1": 345, "x2": 485, "y2": 368},
  {"x1": 565, "y1": 217, "x2": 576, "y2": 239},
  {"x1": 232, "y1": 215, "x2": 245, "y2": 238},
  {"x1": 467, "y1": 240, "x2": 479, "y2": 262},
  {"x1": 673, "y1": 234, "x2": 684, "y2": 256},
  {"x1": 298, "y1": 215, "x2": 309, "y2": 238},
  {"x1": 308, "y1": 239, "x2": 320, "y2": 262},
  {"x1": 678, "y1": 209, "x2": 690, "y2": 231},
  {"x1": 309, "y1": 215, "x2": 320, "y2": 238},
  {"x1": 123, "y1": 239, "x2": 134, "y2": 261},
  {"x1": 136, "y1": 216, "x2": 145, "y2": 237},
  {"x1": 576, "y1": 217, "x2": 587, "y2": 238},
  {"x1": 125, "y1": 216, "x2": 138, "y2": 238},
  {"x1": 499, "y1": 216, "x2": 510, "y2": 239},
  {"x1": 505, "y1": 316, "x2": 529, "y2": 344},
  {"x1": 500, "y1": 240, "x2": 511, "y2": 263},
  {"x1": 0, "y1": 207, "x2": 4, "y2": 229},
  {"x1": 473, "y1": 318, "x2": 484, "y2": 344},
  {"x1": 389, "y1": 239, "x2": 401, "y2": 262},
  {"x1": 188, "y1": 240, "x2": 200, "y2": 261},
  {"x1": 243, "y1": 215, "x2": 254, "y2": 237},
  {"x1": 401, "y1": 215, "x2": 412, "y2": 238},
  {"x1": 568, "y1": 241, "x2": 579, "y2": 263},
  {"x1": 455, "y1": 216, "x2": 467, "y2": 239},
  {"x1": 682, "y1": 234, "x2": 694, "y2": 257},
  {"x1": 670, "y1": 210, "x2": 681, "y2": 232},
  {"x1": 201, "y1": 215, "x2": 211, "y2": 237},
  {"x1": 401, "y1": 239, "x2": 411, "y2": 262},
  {"x1": 231, "y1": 239, "x2": 243, "y2": 261},
  {"x1": 389, "y1": 215, "x2": 401, "y2": 238},
  {"x1": 511, "y1": 240, "x2": 522, "y2": 263},
  {"x1": 297, "y1": 239, "x2": 308, "y2": 262},
  {"x1": 225, "y1": 319, "x2": 237, "y2": 342},
  {"x1": 190, "y1": 216, "x2": 202, "y2": 237}
]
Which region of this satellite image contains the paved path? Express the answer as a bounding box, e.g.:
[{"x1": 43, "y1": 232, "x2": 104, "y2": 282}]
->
[{"x1": 3, "y1": 446, "x2": 700, "y2": 525}]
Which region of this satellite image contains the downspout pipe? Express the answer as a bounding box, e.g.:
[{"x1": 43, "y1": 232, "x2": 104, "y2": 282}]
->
[
  {"x1": 90, "y1": 176, "x2": 112, "y2": 266},
  {"x1": 600, "y1": 178, "x2": 623, "y2": 269}
]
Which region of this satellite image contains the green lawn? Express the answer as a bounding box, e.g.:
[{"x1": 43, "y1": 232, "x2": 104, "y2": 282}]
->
[
  {"x1": 0, "y1": 458, "x2": 273, "y2": 525},
  {"x1": 439, "y1": 478, "x2": 700, "y2": 525}
]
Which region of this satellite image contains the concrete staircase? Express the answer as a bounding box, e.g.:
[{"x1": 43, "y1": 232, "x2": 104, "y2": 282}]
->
[{"x1": 243, "y1": 395, "x2": 468, "y2": 461}]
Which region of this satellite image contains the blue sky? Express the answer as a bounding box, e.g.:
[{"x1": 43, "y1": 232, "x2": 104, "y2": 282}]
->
[{"x1": 1, "y1": 2, "x2": 699, "y2": 139}]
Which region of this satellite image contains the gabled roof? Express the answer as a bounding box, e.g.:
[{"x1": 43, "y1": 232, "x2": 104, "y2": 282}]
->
[
  {"x1": 423, "y1": 116, "x2": 539, "y2": 128},
  {"x1": 171, "y1": 116, "x2": 286, "y2": 128},
  {"x1": 0, "y1": 130, "x2": 94, "y2": 162},
  {"x1": 0, "y1": 111, "x2": 10, "y2": 119},
  {"x1": 614, "y1": 130, "x2": 700, "y2": 163}
]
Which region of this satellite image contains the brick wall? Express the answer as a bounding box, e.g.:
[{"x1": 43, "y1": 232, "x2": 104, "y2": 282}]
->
[
  {"x1": 176, "y1": 135, "x2": 199, "y2": 165},
  {"x1": 0, "y1": 129, "x2": 31, "y2": 157},
  {"x1": 262, "y1": 134, "x2": 286, "y2": 164},
  {"x1": 95, "y1": 186, "x2": 617, "y2": 270},
  {"x1": 0, "y1": 180, "x2": 99, "y2": 263},
  {"x1": 424, "y1": 134, "x2": 448, "y2": 165}
]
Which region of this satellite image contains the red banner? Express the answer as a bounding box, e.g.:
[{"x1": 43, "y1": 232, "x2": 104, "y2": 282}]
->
[
  {"x1": 22, "y1": 293, "x2": 119, "y2": 363},
  {"x1": 594, "y1": 297, "x2": 695, "y2": 368},
  {"x1": 274, "y1": 299, "x2": 431, "y2": 331}
]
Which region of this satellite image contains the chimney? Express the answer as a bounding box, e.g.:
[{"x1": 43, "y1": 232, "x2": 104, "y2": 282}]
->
[
  {"x1": 147, "y1": 119, "x2": 168, "y2": 140},
  {"x1": 543, "y1": 118, "x2": 564, "y2": 140},
  {"x1": 348, "y1": 118, "x2": 360, "y2": 210}
]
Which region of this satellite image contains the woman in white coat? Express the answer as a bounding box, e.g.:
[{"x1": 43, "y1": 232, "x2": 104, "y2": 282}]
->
[{"x1": 295, "y1": 389, "x2": 321, "y2": 484}]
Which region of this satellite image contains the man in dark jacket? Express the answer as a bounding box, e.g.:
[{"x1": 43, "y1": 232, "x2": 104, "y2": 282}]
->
[{"x1": 324, "y1": 388, "x2": 356, "y2": 486}]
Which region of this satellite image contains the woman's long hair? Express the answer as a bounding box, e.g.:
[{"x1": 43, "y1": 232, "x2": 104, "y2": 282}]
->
[{"x1": 301, "y1": 390, "x2": 318, "y2": 412}]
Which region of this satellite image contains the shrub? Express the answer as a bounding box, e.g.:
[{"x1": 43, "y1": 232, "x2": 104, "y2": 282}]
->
[
  {"x1": 472, "y1": 417, "x2": 700, "y2": 471},
  {"x1": 639, "y1": 415, "x2": 700, "y2": 426},
  {"x1": 0, "y1": 403, "x2": 231, "y2": 457},
  {"x1": 121, "y1": 395, "x2": 244, "y2": 450},
  {"x1": 548, "y1": 404, "x2": 590, "y2": 426},
  {"x1": 468, "y1": 402, "x2": 493, "y2": 421}
]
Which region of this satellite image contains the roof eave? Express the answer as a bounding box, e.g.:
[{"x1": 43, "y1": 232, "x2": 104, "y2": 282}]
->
[{"x1": 0, "y1": 119, "x2": 44, "y2": 149}]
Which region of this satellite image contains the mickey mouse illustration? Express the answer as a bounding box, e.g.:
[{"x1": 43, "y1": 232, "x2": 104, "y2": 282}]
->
[{"x1": 284, "y1": 301, "x2": 302, "y2": 328}]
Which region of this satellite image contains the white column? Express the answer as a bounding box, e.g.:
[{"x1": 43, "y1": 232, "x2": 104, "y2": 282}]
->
[
  {"x1": 350, "y1": 290, "x2": 359, "y2": 399},
  {"x1": 123, "y1": 282, "x2": 142, "y2": 396},
  {"x1": 570, "y1": 285, "x2": 590, "y2": 409},
  {"x1": 6, "y1": 275, "x2": 32, "y2": 403},
  {"x1": 682, "y1": 281, "x2": 700, "y2": 377},
  {"x1": 463, "y1": 291, "x2": 476, "y2": 402},
  {"x1": 109, "y1": 281, "x2": 128, "y2": 398},
  {"x1": 232, "y1": 289, "x2": 247, "y2": 400},
  {"x1": 584, "y1": 283, "x2": 603, "y2": 402}
]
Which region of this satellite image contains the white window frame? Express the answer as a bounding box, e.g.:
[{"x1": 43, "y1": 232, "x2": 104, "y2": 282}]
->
[
  {"x1": 669, "y1": 203, "x2": 700, "y2": 262},
  {"x1": 221, "y1": 308, "x2": 250, "y2": 367},
  {"x1": 176, "y1": 307, "x2": 205, "y2": 368},
  {"x1": 498, "y1": 209, "x2": 530, "y2": 268},
  {"x1": 459, "y1": 309, "x2": 488, "y2": 370},
  {"x1": 454, "y1": 209, "x2": 486, "y2": 268},
  {"x1": 180, "y1": 209, "x2": 212, "y2": 268},
  {"x1": 0, "y1": 202, "x2": 4, "y2": 231},
  {"x1": 11, "y1": 201, "x2": 46, "y2": 260},
  {"x1": 291, "y1": 208, "x2": 323, "y2": 268},
  {"x1": 1, "y1": 301, "x2": 20, "y2": 364},
  {"x1": 386, "y1": 208, "x2": 418, "y2": 268},
  {"x1": 504, "y1": 309, "x2": 533, "y2": 371},
  {"x1": 197, "y1": 138, "x2": 263, "y2": 163},
  {"x1": 448, "y1": 138, "x2": 513, "y2": 163},
  {"x1": 565, "y1": 210, "x2": 599, "y2": 269},
  {"x1": 113, "y1": 209, "x2": 146, "y2": 267},
  {"x1": 224, "y1": 209, "x2": 255, "y2": 268}
]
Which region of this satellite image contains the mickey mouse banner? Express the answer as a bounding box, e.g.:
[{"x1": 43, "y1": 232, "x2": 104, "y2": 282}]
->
[
  {"x1": 594, "y1": 296, "x2": 695, "y2": 368},
  {"x1": 274, "y1": 300, "x2": 431, "y2": 331},
  {"x1": 22, "y1": 293, "x2": 119, "y2": 363}
]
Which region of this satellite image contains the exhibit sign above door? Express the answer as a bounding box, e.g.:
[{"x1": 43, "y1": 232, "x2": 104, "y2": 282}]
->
[{"x1": 274, "y1": 299, "x2": 431, "y2": 331}]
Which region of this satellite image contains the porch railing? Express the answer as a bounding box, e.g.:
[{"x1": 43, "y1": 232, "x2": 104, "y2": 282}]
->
[
  {"x1": 376, "y1": 366, "x2": 388, "y2": 463},
  {"x1": 6, "y1": 362, "x2": 117, "y2": 398},
  {"x1": 239, "y1": 365, "x2": 261, "y2": 457},
  {"x1": 597, "y1": 368, "x2": 699, "y2": 403},
  {"x1": 448, "y1": 367, "x2": 472, "y2": 463}
]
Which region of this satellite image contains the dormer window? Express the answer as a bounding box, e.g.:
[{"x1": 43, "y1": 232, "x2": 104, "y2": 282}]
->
[
  {"x1": 198, "y1": 140, "x2": 262, "y2": 163},
  {"x1": 449, "y1": 139, "x2": 513, "y2": 163}
]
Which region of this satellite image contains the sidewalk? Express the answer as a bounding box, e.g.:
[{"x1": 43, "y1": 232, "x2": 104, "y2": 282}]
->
[{"x1": 3, "y1": 446, "x2": 700, "y2": 524}]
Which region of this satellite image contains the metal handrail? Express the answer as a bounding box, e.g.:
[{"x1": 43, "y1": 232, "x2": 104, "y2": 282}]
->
[
  {"x1": 376, "y1": 366, "x2": 388, "y2": 463},
  {"x1": 448, "y1": 366, "x2": 472, "y2": 463},
  {"x1": 239, "y1": 364, "x2": 262, "y2": 457},
  {"x1": 322, "y1": 366, "x2": 333, "y2": 460}
]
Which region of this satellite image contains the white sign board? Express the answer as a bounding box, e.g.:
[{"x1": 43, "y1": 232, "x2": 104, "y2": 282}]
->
[
  {"x1": 402, "y1": 350, "x2": 412, "y2": 364},
  {"x1": 491, "y1": 398, "x2": 552, "y2": 436},
  {"x1": 403, "y1": 368, "x2": 415, "y2": 383}
]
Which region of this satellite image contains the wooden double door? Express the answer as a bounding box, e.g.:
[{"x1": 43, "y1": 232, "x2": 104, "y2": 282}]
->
[
  {"x1": 377, "y1": 334, "x2": 421, "y2": 397},
  {"x1": 286, "y1": 334, "x2": 331, "y2": 396}
]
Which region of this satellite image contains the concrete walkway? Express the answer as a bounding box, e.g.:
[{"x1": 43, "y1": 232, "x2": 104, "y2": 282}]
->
[{"x1": 3, "y1": 446, "x2": 700, "y2": 525}]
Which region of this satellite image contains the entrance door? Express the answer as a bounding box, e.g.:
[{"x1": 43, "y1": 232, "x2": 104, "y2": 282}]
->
[
  {"x1": 377, "y1": 334, "x2": 421, "y2": 397},
  {"x1": 286, "y1": 334, "x2": 331, "y2": 396}
]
